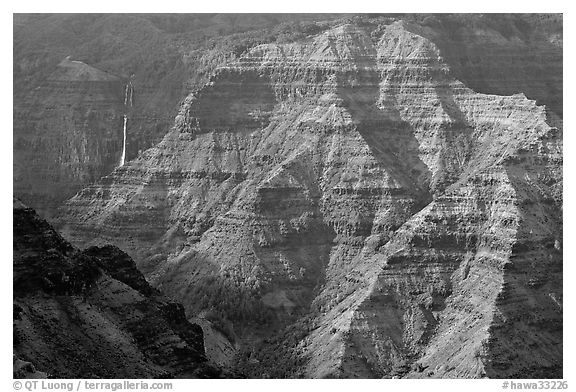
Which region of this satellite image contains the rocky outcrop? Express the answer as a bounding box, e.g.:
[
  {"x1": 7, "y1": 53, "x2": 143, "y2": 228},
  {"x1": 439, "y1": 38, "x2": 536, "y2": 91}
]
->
[
  {"x1": 13, "y1": 200, "x2": 222, "y2": 378},
  {"x1": 13, "y1": 356, "x2": 48, "y2": 379},
  {"x1": 55, "y1": 17, "x2": 562, "y2": 378}
]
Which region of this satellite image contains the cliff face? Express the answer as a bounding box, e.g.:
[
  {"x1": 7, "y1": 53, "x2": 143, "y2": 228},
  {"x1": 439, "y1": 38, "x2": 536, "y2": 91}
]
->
[
  {"x1": 55, "y1": 17, "x2": 562, "y2": 378},
  {"x1": 13, "y1": 200, "x2": 222, "y2": 378},
  {"x1": 13, "y1": 58, "x2": 127, "y2": 218}
]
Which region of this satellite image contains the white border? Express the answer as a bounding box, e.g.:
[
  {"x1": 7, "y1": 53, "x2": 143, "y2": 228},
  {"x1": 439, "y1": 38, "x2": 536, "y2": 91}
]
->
[{"x1": 3, "y1": 3, "x2": 573, "y2": 389}]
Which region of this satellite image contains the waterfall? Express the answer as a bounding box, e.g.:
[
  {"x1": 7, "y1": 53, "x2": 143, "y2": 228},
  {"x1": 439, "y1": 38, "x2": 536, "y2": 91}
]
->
[
  {"x1": 119, "y1": 79, "x2": 133, "y2": 167},
  {"x1": 120, "y1": 115, "x2": 127, "y2": 166}
]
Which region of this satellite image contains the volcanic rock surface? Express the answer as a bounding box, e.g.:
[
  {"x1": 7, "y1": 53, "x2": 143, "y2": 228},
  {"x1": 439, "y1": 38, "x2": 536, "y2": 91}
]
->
[
  {"x1": 13, "y1": 199, "x2": 223, "y2": 378},
  {"x1": 53, "y1": 16, "x2": 562, "y2": 378}
]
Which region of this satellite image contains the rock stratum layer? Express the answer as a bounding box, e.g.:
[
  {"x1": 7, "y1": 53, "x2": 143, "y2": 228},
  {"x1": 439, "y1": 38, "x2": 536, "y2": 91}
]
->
[
  {"x1": 56, "y1": 19, "x2": 562, "y2": 378},
  {"x1": 13, "y1": 199, "x2": 223, "y2": 378}
]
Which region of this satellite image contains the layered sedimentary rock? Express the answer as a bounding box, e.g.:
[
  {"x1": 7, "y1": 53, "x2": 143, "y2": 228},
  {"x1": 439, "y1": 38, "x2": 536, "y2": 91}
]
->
[
  {"x1": 13, "y1": 58, "x2": 127, "y2": 218},
  {"x1": 56, "y1": 19, "x2": 562, "y2": 378},
  {"x1": 13, "y1": 199, "x2": 222, "y2": 378}
]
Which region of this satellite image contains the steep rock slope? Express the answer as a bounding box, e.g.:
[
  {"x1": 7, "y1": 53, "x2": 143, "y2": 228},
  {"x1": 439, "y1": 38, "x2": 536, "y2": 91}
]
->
[
  {"x1": 56, "y1": 20, "x2": 562, "y2": 378},
  {"x1": 13, "y1": 199, "x2": 222, "y2": 378}
]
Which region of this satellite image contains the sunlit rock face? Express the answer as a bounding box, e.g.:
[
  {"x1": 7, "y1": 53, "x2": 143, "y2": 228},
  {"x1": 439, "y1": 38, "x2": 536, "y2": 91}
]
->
[{"x1": 55, "y1": 18, "x2": 562, "y2": 378}]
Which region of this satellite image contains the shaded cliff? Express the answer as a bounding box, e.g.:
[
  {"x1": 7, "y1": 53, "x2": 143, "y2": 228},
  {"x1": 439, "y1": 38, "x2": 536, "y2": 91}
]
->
[
  {"x1": 55, "y1": 16, "x2": 562, "y2": 378},
  {"x1": 401, "y1": 14, "x2": 563, "y2": 117},
  {"x1": 13, "y1": 199, "x2": 222, "y2": 378},
  {"x1": 14, "y1": 58, "x2": 126, "y2": 217}
]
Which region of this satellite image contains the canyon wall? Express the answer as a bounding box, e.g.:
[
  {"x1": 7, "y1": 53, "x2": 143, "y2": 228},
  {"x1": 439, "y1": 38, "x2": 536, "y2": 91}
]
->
[
  {"x1": 14, "y1": 14, "x2": 561, "y2": 219},
  {"x1": 54, "y1": 17, "x2": 562, "y2": 378},
  {"x1": 14, "y1": 58, "x2": 127, "y2": 217}
]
